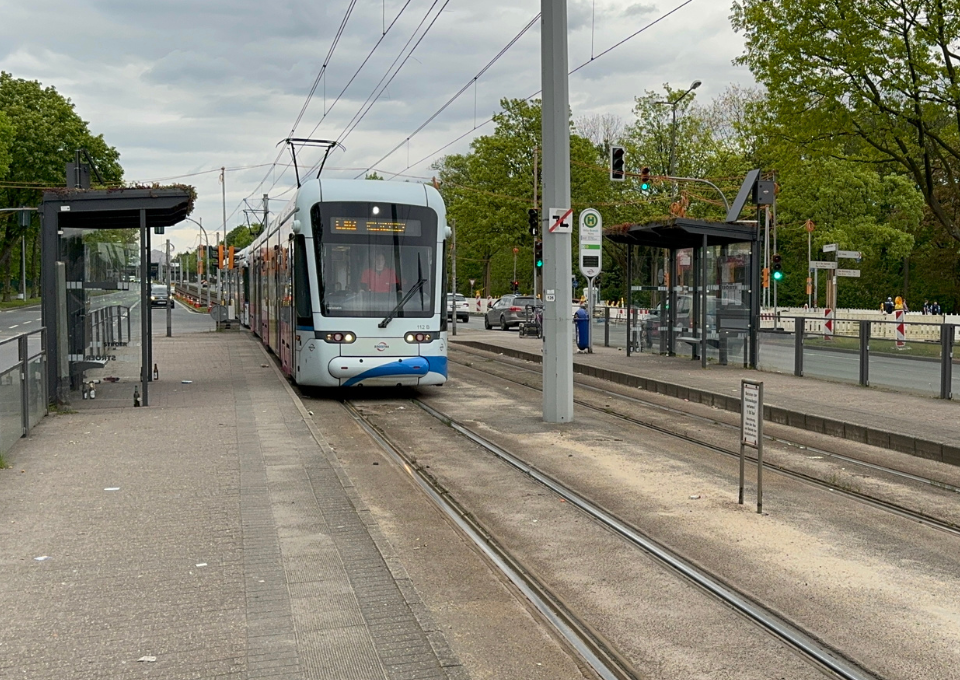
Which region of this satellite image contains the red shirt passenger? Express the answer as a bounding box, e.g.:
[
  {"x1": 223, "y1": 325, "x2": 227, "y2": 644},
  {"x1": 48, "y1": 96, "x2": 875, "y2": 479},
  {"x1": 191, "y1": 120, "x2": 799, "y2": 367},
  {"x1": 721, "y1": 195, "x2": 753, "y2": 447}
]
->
[{"x1": 360, "y1": 253, "x2": 400, "y2": 293}]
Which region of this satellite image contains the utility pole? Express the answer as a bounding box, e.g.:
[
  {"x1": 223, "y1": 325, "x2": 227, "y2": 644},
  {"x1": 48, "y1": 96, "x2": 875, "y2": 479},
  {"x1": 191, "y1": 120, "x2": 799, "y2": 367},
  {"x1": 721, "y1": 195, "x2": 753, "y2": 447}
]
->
[
  {"x1": 541, "y1": 0, "x2": 574, "y2": 423},
  {"x1": 166, "y1": 239, "x2": 172, "y2": 337},
  {"x1": 451, "y1": 219, "x2": 457, "y2": 336},
  {"x1": 220, "y1": 166, "x2": 227, "y2": 306},
  {"x1": 532, "y1": 146, "x2": 538, "y2": 298}
]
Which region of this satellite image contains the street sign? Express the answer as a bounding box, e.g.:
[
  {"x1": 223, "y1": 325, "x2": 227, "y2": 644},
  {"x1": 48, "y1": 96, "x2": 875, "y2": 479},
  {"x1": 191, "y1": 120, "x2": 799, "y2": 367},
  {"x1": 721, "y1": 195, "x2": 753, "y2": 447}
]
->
[
  {"x1": 837, "y1": 250, "x2": 861, "y2": 259},
  {"x1": 810, "y1": 260, "x2": 837, "y2": 269},
  {"x1": 548, "y1": 207, "x2": 572, "y2": 234},
  {"x1": 741, "y1": 382, "x2": 761, "y2": 446},
  {"x1": 578, "y1": 208, "x2": 602, "y2": 278},
  {"x1": 836, "y1": 268, "x2": 861, "y2": 278},
  {"x1": 805, "y1": 219, "x2": 815, "y2": 233},
  {"x1": 822, "y1": 243, "x2": 837, "y2": 252}
]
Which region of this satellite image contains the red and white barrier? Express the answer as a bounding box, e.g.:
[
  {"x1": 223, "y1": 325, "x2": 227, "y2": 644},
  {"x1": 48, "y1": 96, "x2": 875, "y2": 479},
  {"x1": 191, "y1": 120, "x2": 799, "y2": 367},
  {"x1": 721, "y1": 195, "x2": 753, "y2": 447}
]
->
[
  {"x1": 824, "y1": 308, "x2": 834, "y2": 338},
  {"x1": 895, "y1": 310, "x2": 906, "y2": 349}
]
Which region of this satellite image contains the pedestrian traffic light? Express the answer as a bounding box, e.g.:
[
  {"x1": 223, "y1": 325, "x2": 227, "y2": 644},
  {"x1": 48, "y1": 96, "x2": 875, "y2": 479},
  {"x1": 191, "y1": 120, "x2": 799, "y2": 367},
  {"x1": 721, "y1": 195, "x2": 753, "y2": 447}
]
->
[
  {"x1": 534, "y1": 241, "x2": 543, "y2": 270},
  {"x1": 610, "y1": 146, "x2": 625, "y2": 181},
  {"x1": 528, "y1": 208, "x2": 539, "y2": 236},
  {"x1": 762, "y1": 267, "x2": 770, "y2": 288},
  {"x1": 772, "y1": 253, "x2": 783, "y2": 281},
  {"x1": 512, "y1": 280, "x2": 519, "y2": 293},
  {"x1": 640, "y1": 166, "x2": 651, "y2": 191}
]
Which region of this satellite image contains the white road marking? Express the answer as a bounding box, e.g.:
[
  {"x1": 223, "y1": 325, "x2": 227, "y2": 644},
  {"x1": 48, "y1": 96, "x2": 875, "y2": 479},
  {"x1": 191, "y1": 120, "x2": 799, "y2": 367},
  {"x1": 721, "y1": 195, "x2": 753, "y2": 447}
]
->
[{"x1": 9, "y1": 324, "x2": 18, "y2": 328}]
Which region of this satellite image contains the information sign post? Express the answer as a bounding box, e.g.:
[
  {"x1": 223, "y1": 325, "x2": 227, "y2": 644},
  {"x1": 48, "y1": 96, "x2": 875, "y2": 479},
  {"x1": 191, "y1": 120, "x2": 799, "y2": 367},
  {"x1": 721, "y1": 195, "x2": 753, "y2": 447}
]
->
[
  {"x1": 740, "y1": 379, "x2": 764, "y2": 513},
  {"x1": 579, "y1": 208, "x2": 602, "y2": 353}
]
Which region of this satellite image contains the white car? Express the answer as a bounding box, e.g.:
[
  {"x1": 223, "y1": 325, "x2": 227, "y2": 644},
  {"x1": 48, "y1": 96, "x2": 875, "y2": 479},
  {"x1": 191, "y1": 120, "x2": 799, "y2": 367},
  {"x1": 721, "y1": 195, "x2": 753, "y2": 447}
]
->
[{"x1": 446, "y1": 293, "x2": 469, "y2": 323}]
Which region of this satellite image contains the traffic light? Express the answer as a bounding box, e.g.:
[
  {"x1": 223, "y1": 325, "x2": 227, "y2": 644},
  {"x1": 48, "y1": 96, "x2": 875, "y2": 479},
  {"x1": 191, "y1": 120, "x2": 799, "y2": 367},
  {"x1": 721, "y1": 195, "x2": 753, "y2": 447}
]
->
[
  {"x1": 228, "y1": 246, "x2": 236, "y2": 270},
  {"x1": 217, "y1": 244, "x2": 225, "y2": 270},
  {"x1": 512, "y1": 280, "x2": 519, "y2": 293},
  {"x1": 772, "y1": 253, "x2": 783, "y2": 281},
  {"x1": 528, "y1": 208, "x2": 539, "y2": 236},
  {"x1": 610, "y1": 146, "x2": 625, "y2": 181},
  {"x1": 534, "y1": 241, "x2": 543, "y2": 270},
  {"x1": 639, "y1": 166, "x2": 651, "y2": 191},
  {"x1": 762, "y1": 267, "x2": 770, "y2": 288}
]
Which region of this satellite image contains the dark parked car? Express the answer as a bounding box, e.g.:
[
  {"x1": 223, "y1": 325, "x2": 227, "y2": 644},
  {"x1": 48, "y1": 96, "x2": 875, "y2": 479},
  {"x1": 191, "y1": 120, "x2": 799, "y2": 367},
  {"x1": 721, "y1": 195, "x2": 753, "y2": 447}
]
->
[
  {"x1": 150, "y1": 284, "x2": 172, "y2": 308},
  {"x1": 484, "y1": 295, "x2": 542, "y2": 330}
]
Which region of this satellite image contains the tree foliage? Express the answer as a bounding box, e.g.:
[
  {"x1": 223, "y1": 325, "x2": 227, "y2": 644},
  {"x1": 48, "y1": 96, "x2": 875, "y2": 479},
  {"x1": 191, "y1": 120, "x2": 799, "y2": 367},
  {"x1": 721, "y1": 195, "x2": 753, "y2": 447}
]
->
[{"x1": 732, "y1": 0, "x2": 960, "y2": 243}]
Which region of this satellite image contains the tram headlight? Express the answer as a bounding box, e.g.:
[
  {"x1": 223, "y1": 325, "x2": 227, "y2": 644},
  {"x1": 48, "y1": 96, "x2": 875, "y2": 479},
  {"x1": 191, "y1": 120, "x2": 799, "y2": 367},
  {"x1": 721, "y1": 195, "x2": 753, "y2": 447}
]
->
[
  {"x1": 404, "y1": 332, "x2": 433, "y2": 344},
  {"x1": 322, "y1": 331, "x2": 356, "y2": 343}
]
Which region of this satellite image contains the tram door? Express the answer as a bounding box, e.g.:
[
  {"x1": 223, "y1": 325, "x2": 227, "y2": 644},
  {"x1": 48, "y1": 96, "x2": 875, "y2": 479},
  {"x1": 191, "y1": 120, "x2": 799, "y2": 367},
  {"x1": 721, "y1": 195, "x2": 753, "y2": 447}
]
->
[{"x1": 277, "y1": 240, "x2": 293, "y2": 375}]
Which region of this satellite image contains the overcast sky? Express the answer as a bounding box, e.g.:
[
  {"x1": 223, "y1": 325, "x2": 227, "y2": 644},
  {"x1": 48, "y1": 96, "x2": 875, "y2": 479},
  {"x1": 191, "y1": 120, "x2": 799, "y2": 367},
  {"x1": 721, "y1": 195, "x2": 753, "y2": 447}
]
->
[{"x1": 1, "y1": 0, "x2": 753, "y2": 254}]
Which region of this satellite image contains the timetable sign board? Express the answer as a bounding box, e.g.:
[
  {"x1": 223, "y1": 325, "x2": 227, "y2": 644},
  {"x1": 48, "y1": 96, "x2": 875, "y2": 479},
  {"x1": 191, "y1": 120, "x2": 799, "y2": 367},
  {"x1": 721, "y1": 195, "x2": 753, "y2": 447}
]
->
[{"x1": 741, "y1": 381, "x2": 762, "y2": 447}]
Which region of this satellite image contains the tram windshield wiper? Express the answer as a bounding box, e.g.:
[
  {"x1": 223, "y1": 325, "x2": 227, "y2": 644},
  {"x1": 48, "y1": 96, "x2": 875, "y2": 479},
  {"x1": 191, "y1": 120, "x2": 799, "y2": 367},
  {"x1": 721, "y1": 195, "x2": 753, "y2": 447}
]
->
[{"x1": 378, "y1": 277, "x2": 427, "y2": 328}]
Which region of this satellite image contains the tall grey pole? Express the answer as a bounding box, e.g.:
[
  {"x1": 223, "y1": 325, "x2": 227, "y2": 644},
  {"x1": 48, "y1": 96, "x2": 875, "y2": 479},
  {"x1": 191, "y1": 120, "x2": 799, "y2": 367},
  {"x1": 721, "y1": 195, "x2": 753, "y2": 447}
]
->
[
  {"x1": 221, "y1": 166, "x2": 227, "y2": 305},
  {"x1": 541, "y1": 0, "x2": 574, "y2": 423},
  {"x1": 532, "y1": 147, "x2": 538, "y2": 298},
  {"x1": 166, "y1": 239, "x2": 172, "y2": 337},
  {"x1": 451, "y1": 219, "x2": 457, "y2": 336},
  {"x1": 140, "y1": 210, "x2": 149, "y2": 406}
]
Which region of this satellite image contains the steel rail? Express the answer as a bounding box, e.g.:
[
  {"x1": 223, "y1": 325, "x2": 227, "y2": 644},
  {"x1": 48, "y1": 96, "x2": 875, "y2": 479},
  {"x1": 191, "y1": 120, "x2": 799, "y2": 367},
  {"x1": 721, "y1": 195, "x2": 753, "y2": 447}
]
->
[
  {"x1": 341, "y1": 400, "x2": 640, "y2": 680},
  {"x1": 453, "y1": 348, "x2": 960, "y2": 495},
  {"x1": 413, "y1": 398, "x2": 880, "y2": 680}
]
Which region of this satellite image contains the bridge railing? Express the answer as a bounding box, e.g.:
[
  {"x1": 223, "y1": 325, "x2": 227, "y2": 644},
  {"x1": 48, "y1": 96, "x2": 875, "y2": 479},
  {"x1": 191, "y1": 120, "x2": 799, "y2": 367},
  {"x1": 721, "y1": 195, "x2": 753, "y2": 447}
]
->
[{"x1": 0, "y1": 328, "x2": 47, "y2": 455}]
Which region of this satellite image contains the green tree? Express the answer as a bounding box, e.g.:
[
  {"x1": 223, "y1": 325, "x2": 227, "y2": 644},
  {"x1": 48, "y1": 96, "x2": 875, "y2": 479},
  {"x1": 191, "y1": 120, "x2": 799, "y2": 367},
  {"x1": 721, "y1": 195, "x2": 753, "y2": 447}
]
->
[
  {"x1": 0, "y1": 72, "x2": 123, "y2": 298},
  {"x1": 732, "y1": 0, "x2": 960, "y2": 243},
  {"x1": 225, "y1": 224, "x2": 257, "y2": 250},
  {"x1": 0, "y1": 111, "x2": 12, "y2": 179}
]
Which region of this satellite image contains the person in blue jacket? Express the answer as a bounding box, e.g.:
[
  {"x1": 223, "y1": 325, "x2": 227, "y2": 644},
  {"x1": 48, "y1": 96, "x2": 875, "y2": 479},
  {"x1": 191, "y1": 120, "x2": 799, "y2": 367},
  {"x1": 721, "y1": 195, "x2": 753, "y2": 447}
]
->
[{"x1": 574, "y1": 302, "x2": 590, "y2": 353}]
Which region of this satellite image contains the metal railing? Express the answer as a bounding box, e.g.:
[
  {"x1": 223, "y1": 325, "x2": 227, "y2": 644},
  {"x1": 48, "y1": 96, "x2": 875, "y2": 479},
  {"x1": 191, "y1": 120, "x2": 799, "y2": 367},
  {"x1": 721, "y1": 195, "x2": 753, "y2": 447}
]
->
[
  {"x1": 758, "y1": 317, "x2": 957, "y2": 399},
  {"x1": 0, "y1": 328, "x2": 47, "y2": 455}
]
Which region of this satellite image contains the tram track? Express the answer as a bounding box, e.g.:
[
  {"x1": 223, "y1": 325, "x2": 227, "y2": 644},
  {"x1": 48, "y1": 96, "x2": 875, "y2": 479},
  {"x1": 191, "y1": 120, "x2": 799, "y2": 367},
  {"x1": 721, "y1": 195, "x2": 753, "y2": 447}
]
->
[
  {"x1": 450, "y1": 349, "x2": 960, "y2": 538},
  {"x1": 344, "y1": 396, "x2": 881, "y2": 680},
  {"x1": 340, "y1": 399, "x2": 641, "y2": 680}
]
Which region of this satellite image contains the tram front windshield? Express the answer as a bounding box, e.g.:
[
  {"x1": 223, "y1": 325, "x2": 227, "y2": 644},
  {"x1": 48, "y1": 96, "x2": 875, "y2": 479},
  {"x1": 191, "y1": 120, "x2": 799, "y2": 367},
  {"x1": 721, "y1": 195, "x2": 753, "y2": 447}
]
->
[{"x1": 312, "y1": 202, "x2": 438, "y2": 320}]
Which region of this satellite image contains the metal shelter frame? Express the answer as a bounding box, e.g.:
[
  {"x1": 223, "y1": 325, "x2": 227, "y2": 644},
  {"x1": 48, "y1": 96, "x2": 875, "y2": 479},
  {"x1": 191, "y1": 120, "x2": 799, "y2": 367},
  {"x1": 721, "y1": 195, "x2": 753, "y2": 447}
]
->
[
  {"x1": 605, "y1": 217, "x2": 761, "y2": 369},
  {"x1": 40, "y1": 187, "x2": 193, "y2": 406}
]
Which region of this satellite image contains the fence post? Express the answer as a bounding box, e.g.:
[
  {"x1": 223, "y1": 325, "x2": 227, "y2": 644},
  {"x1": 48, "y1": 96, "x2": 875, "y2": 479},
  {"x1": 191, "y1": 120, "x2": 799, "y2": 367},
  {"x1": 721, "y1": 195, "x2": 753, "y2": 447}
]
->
[
  {"x1": 859, "y1": 320, "x2": 870, "y2": 387},
  {"x1": 941, "y1": 324, "x2": 954, "y2": 400},
  {"x1": 19, "y1": 334, "x2": 28, "y2": 437},
  {"x1": 794, "y1": 317, "x2": 804, "y2": 377},
  {"x1": 604, "y1": 306, "x2": 610, "y2": 347}
]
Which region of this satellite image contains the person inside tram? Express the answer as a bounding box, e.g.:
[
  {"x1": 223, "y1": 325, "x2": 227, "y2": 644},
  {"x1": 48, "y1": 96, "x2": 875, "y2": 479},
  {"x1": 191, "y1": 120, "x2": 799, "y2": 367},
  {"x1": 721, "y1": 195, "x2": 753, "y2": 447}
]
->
[{"x1": 360, "y1": 251, "x2": 400, "y2": 293}]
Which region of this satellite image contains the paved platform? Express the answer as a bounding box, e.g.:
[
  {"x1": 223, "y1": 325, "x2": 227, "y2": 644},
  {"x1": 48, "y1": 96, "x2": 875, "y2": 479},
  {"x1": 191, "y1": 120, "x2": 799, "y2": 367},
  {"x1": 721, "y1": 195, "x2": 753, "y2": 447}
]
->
[
  {"x1": 0, "y1": 332, "x2": 463, "y2": 679},
  {"x1": 450, "y1": 326, "x2": 960, "y2": 466}
]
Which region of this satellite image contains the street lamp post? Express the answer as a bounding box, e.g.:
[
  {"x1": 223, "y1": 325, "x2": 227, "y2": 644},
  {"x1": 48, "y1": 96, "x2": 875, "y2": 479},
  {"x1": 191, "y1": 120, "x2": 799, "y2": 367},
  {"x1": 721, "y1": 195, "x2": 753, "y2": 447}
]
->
[
  {"x1": 180, "y1": 217, "x2": 210, "y2": 308},
  {"x1": 656, "y1": 80, "x2": 701, "y2": 177}
]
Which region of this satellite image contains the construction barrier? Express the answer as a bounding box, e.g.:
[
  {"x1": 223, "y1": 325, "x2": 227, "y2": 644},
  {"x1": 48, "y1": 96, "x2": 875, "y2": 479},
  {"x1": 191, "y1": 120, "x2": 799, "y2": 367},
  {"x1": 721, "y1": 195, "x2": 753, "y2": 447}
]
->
[
  {"x1": 824, "y1": 308, "x2": 834, "y2": 338},
  {"x1": 895, "y1": 310, "x2": 906, "y2": 349}
]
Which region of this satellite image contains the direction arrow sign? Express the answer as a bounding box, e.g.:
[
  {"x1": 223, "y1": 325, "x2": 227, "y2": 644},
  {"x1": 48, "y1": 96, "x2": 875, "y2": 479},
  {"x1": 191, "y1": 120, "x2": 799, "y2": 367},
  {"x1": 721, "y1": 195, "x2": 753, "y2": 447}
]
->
[
  {"x1": 837, "y1": 250, "x2": 861, "y2": 259},
  {"x1": 822, "y1": 243, "x2": 837, "y2": 252},
  {"x1": 548, "y1": 207, "x2": 572, "y2": 234},
  {"x1": 810, "y1": 260, "x2": 838, "y2": 269},
  {"x1": 836, "y1": 268, "x2": 861, "y2": 277}
]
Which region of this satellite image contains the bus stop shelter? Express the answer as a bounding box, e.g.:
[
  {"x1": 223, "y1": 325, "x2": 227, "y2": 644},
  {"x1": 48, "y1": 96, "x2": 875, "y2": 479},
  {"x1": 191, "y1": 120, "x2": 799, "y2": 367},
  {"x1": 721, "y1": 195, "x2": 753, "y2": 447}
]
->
[
  {"x1": 40, "y1": 187, "x2": 193, "y2": 406},
  {"x1": 605, "y1": 217, "x2": 760, "y2": 368}
]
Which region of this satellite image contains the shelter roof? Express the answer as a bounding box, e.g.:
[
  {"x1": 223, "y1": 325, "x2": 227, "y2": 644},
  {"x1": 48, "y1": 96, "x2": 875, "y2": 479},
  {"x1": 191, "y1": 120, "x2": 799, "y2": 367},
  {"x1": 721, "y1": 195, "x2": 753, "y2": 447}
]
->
[
  {"x1": 41, "y1": 186, "x2": 194, "y2": 230},
  {"x1": 604, "y1": 217, "x2": 758, "y2": 249}
]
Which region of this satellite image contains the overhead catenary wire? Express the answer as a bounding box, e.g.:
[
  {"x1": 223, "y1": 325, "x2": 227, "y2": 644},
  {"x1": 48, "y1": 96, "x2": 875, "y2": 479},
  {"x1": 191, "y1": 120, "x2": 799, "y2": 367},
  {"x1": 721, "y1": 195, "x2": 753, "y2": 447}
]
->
[
  {"x1": 231, "y1": 0, "x2": 436, "y2": 217},
  {"x1": 358, "y1": 11, "x2": 542, "y2": 180},
  {"x1": 370, "y1": 0, "x2": 697, "y2": 180}
]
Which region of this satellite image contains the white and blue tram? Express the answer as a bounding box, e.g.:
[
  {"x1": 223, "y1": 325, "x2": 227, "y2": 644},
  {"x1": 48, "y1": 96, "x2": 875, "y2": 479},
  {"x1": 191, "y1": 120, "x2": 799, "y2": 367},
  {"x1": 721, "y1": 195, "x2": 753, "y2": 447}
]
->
[{"x1": 237, "y1": 178, "x2": 449, "y2": 387}]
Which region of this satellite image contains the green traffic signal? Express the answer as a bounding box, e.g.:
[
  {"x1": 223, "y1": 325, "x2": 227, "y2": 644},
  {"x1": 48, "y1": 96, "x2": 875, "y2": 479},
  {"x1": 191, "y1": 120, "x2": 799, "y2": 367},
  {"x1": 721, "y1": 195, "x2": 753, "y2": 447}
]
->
[{"x1": 772, "y1": 270, "x2": 783, "y2": 281}]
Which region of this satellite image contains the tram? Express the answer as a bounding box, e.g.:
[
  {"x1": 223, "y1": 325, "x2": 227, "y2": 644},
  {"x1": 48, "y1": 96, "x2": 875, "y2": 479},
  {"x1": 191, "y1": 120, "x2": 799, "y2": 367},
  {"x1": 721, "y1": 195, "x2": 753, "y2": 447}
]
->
[{"x1": 237, "y1": 178, "x2": 449, "y2": 387}]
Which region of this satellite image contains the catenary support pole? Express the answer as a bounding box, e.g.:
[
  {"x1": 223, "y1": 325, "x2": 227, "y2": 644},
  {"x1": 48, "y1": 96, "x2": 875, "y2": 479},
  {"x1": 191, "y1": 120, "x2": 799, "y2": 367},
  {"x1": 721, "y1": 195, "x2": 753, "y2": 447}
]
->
[
  {"x1": 541, "y1": 0, "x2": 574, "y2": 422},
  {"x1": 140, "y1": 210, "x2": 149, "y2": 406},
  {"x1": 166, "y1": 239, "x2": 172, "y2": 337},
  {"x1": 451, "y1": 219, "x2": 457, "y2": 336}
]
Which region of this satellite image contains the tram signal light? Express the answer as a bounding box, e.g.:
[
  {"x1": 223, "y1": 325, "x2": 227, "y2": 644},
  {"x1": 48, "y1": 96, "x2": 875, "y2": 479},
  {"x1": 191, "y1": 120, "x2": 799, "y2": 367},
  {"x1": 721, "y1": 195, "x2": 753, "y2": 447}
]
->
[
  {"x1": 535, "y1": 241, "x2": 543, "y2": 270},
  {"x1": 639, "y1": 166, "x2": 651, "y2": 191},
  {"x1": 528, "y1": 208, "x2": 539, "y2": 235},
  {"x1": 610, "y1": 146, "x2": 625, "y2": 181},
  {"x1": 772, "y1": 253, "x2": 783, "y2": 281}
]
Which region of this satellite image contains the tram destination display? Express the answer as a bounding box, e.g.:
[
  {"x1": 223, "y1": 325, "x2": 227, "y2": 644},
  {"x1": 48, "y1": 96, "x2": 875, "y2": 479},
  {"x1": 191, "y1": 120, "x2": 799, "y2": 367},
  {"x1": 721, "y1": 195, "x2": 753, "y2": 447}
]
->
[{"x1": 332, "y1": 217, "x2": 422, "y2": 237}]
